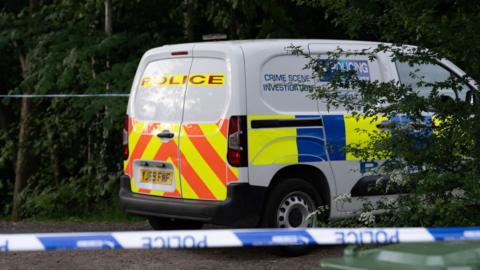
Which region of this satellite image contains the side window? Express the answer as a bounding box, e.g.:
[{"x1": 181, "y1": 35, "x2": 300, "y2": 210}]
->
[
  {"x1": 182, "y1": 58, "x2": 228, "y2": 123},
  {"x1": 396, "y1": 62, "x2": 470, "y2": 101}
]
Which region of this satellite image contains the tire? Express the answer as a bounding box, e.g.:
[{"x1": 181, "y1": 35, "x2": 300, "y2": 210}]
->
[
  {"x1": 147, "y1": 217, "x2": 203, "y2": 230},
  {"x1": 262, "y1": 178, "x2": 323, "y2": 256}
]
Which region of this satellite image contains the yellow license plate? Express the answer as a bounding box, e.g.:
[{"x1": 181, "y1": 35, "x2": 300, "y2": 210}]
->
[{"x1": 140, "y1": 169, "x2": 173, "y2": 185}]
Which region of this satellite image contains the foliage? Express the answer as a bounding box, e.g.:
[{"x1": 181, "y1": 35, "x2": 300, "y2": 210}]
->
[
  {"x1": 293, "y1": 43, "x2": 480, "y2": 227},
  {"x1": 1, "y1": 0, "x2": 478, "y2": 225},
  {"x1": 297, "y1": 0, "x2": 480, "y2": 81},
  {"x1": 292, "y1": 0, "x2": 480, "y2": 227},
  {"x1": 0, "y1": 0, "x2": 179, "y2": 218},
  {"x1": 0, "y1": 0, "x2": 340, "y2": 219}
]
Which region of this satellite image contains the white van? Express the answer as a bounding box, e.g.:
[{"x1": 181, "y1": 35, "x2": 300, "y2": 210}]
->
[{"x1": 119, "y1": 39, "x2": 475, "y2": 229}]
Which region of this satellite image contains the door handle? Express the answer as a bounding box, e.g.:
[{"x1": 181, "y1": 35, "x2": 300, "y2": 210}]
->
[
  {"x1": 156, "y1": 130, "x2": 174, "y2": 139},
  {"x1": 376, "y1": 120, "x2": 393, "y2": 130}
]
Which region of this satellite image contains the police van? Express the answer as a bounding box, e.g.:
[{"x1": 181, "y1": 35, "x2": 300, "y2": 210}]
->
[{"x1": 119, "y1": 39, "x2": 474, "y2": 230}]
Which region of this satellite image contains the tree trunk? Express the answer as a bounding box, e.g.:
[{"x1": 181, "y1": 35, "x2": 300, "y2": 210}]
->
[
  {"x1": 98, "y1": 0, "x2": 113, "y2": 181},
  {"x1": 104, "y1": 0, "x2": 112, "y2": 36},
  {"x1": 183, "y1": 0, "x2": 195, "y2": 41},
  {"x1": 46, "y1": 127, "x2": 61, "y2": 188},
  {"x1": 12, "y1": 97, "x2": 31, "y2": 220},
  {"x1": 29, "y1": 0, "x2": 40, "y2": 13},
  {"x1": 11, "y1": 0, "x2": 40, "y2": 221}
]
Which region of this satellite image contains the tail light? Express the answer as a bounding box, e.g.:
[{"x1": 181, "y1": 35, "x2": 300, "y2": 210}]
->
[
  {"x1": 227, "y1": 115, "x2": 248, "y2": 167},
  {"x1": 123, "y1": 115, "x2": 129, "y2": 160}
]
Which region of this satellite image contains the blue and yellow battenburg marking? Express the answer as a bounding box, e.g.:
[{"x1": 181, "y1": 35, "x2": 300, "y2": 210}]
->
[
  {"x1": 248, "y1": 114, "x2": 428, "y2": 165},
  {"x1": 324, "y1": 115, "x2": 386, "y2": 161},
  {"x1": 248, "y1": 115, "x2": 327, "y2": 166}
]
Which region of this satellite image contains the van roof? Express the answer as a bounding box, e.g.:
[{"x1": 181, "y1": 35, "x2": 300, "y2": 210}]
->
[
  {"x1": 160, "y1": 39, "x2": 384, "y2": 48},
  {"x1": 143, "y1": 39, "x2": 388, "y2": 58}
]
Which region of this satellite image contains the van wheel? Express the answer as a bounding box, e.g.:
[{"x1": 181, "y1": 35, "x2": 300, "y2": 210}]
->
[
  {"x1": 148, "y1": 217, "x2": 203, "y2": 230},
  {"x1": 262, "y1": 178, "x2": 323, "y2": 256}
]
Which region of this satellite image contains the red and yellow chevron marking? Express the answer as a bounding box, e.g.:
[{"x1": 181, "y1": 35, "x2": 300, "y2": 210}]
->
[
  {"x1": 217, "y1": 119, "x2": 229, "y2": 141},
  {"x1": 124, "y1": 118, "x2": 238, "y2": 201},
  {"x1": 181, "y1": 122, "x2": 238, "y2": 200},
  {"x1": 216, "y1": 119, "x2": 238, "y2": 184},
  {"x1": 124, "y1": 119, "x2": 181, "y2": 198}
]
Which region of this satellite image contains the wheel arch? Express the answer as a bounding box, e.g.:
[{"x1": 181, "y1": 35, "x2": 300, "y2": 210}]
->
[{"x1": 261, "y1": 164, "x2": 331, "y2": 221}]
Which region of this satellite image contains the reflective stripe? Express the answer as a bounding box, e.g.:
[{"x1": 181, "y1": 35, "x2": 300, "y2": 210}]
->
[
  {"x1": 126, "y1": 118, "x2": 233, "y2": 201},
  {"x1": 248, "y1": 115, "x2": 326, "y2": 165},
  {"x1": 181, "y1": 126, "x2": 226, "y2": 200},
  {"x1": 124, "y1": 120, "x2": 144, "y2": 174},
  {"x1": 161, "y1": 155, "x2": 181, "y2": 197},
  {"x1": 179, "y1": 149, "x2": 216, "y2": 200},
  {"x1": 184, "y1": 125, "x2": 228, "y2": 185},
  {"x1": 322, "y1": 115, "x2": 346, "y2": 161},
  {"x1": 248, "y1": 114, "x2": 385, "y2": 163},
  {"x1": 295, "y1": 115, "x2": 326, "y2": 162},
  {"x1": 126, "y1": 121, "x2": 182, "y2": 198},
  {"x1": 180, "y1": 122, "x2": 237, "y2": 200},
  {"x1": 180, "y1": 178, "x2": 199, "y2": 199},
  {"x1": 138, "y1": 188, "x2": 151, "y2": 194},
  {"x1": 151, "y1": 141, "x2": 181, "y2": 197},
  {"x1": 123, "y1": 161, "x2": 128, "y2": 173},
  {"x1": 207, "y1": 121, "x2": 239, "y2": 182},
  {"x1": 125, "y1": 134, "x2": 153, "y2": 175},
  {"x1": 125, "y1": 134, "x2": 153, "y2": 194},
  {"x1": 227, "y1": 166, "x2": 239, "y2": 183},
  {"x1": 140, "y1": 136, "x2": 162, "y2": 160},
  {"x1": 248, "y1": 115, "x2": 298, "y2": 165},
  {"x1": 217, "y1": 119, "x2": 228, "y2": 138},
  {"x1": 344, "y1": 115, "x2": 385, "y2": 160}
]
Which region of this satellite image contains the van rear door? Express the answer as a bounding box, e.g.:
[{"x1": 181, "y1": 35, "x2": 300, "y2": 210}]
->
[
  {"x1": 179, "y1": 54, "x2": 234, "y2": 201},
  {"x1": 126, "y1": 50, "x2": 193, "y2": 198}
]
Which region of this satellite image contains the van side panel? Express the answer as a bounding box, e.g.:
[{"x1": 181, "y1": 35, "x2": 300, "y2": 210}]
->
[
  {"x1": 242, "y1": 42, "x2": 338, "y2": 209},
  {"x1": 308, "y1": 43, "x2": 398, "y2": 214}
]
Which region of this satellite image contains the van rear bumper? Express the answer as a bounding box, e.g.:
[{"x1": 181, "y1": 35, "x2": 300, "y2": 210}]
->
[{"x1": 119, "y1": 175, "x2": 267, "y2": 227}]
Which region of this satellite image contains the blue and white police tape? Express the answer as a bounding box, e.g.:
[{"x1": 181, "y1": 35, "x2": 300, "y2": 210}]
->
[{"x1": 1, "y1": 227, "x2": 480, "y2": 252}]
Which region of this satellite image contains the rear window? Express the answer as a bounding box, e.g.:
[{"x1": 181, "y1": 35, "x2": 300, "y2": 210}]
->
[
  {"x1": 133, "y1": 58, "x2": 192, "y2": 122},
  {"x1": 182, "y1": 58, "x2": 228, "y2": 123}
]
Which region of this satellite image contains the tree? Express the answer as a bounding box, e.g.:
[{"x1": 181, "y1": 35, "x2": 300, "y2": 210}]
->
[
  {"x1": 292, "y1": 0, "x2": 480, "y2": 225},
  {"x1": 297, "y1": 0, "x2": 480, "y2": 81},
  {"x1": 104, "y1": 0, "x2": 112, "y2": 35},
  {"x1": 0, "y1": 0, "x2": 344, "y2": 219},
  {"x1": 11, "y1": 0, "x2": 41, "y2": 221}
]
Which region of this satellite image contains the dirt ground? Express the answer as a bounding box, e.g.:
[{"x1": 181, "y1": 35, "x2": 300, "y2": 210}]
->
[{"x1": 0, "y1": 221, "x2": 344, "y2": 270}]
